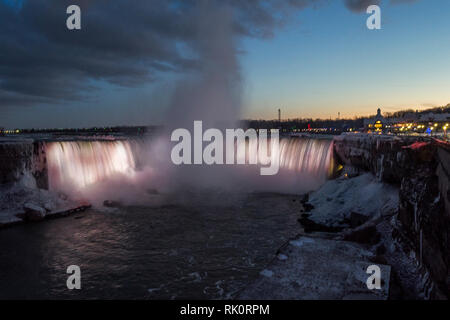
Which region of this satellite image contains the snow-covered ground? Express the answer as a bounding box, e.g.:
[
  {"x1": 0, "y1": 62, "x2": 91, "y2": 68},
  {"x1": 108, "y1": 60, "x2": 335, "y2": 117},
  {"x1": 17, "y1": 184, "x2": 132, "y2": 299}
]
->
[
  {"x1": 0, "y1": 172, "x2": 74, "y2": 226},
  {"x1": 240, "y1": 169, "x2": 431, "y2": 299},
  {"x1": 239, "y1": 235, "x2": 391, "y2": 299},
  {"x1": 307, "y1": 172, "x2": 399, "y2": 228}
]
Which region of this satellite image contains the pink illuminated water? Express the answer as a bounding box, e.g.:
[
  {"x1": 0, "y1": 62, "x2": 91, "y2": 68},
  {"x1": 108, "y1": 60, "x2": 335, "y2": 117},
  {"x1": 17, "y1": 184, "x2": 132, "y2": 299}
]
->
[
  {"x1": 236, "y1": 136, "x2": 334, "y2": 178},
  {"x1": 278, "y1": 137, "x2": 334, "y2": 179},
  {"x1": 45, "y1": 140, "x2": 136, "y2": 191},
  {"x1": 44, "y1": 137, "x2": 334, "y2": 193}
]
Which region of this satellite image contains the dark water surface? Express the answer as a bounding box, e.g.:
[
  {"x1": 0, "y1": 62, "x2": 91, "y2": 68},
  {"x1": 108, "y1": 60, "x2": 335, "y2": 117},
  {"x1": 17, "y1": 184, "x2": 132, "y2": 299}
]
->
[{"x1": 0, "y1": 192, "x2": 301, "y2": 299}]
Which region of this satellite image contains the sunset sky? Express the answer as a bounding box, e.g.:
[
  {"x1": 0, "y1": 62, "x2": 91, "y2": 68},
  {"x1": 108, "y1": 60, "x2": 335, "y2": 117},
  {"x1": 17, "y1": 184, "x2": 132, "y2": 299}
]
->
[
  {"x1": 241, "y1": 0, "x2": 450, "y2": 120},
  {"x1": 1, "y1": 0, "x2": 449, "y2": 128}
]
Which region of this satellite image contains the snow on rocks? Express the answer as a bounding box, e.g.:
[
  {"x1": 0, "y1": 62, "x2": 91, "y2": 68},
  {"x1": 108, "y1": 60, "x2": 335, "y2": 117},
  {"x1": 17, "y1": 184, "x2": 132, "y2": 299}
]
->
[
  {"x1": 0, "y1": 173, "x2": 87, "y2": 228},
  {"x1": 239, "y1": 235, "x2": 390, "y2": 300},
  {"x1": 260, "y1": 269, "x2": 274, "y2": 278},
  {"x1": 305, "y1": 173, "x2": 399, "y2": 228},
  {"x1": 23, "y1": 203, "x2": 46, "y2": 221}
]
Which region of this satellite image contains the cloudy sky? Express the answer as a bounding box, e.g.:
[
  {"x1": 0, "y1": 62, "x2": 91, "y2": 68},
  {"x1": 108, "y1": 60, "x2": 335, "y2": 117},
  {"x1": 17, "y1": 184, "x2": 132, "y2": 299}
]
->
[{"x1": 1, "y1": 0, "x2": 449, "y2": 128}]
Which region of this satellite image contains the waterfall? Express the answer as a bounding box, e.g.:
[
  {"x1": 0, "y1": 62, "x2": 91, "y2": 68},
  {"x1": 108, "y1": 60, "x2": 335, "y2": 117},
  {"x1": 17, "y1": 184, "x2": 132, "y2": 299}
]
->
[
  {"x1": 278, "y1": 137, "x2": 334, "y2": 179},
  {"x1": 45, "y1": 140, "x2": 136, "y2": 191},
  {"x1": 236, "y1": 136, "x2": 334, "y2": 176},
  {"x1": 43, "y1": 137, "x2": 334, "y2": 193}
]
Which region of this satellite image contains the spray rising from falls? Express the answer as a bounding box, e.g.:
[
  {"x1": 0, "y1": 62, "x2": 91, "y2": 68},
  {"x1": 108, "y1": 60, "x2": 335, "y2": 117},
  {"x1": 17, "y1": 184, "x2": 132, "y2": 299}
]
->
[{"x1": 45, "y1": 141, "x2": 136, "y2": 192}]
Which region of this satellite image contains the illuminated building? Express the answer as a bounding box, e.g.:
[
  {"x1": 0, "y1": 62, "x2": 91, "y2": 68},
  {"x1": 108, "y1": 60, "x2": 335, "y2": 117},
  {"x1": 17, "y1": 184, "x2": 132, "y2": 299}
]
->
[{"x1": 364, "y1": 108, "x2": 385, "y2": 132}]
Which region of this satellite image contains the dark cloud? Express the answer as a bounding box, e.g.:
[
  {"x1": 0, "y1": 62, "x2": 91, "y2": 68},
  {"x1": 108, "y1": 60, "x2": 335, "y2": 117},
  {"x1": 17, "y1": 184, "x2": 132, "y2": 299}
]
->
[
  {"x1": 343, "y1": 0, "x2": 382, "y2": 12},
  {"x1": 0, "y1": 0, "x2": 419, "y2": 108},
  {"x1": 0, "y1": 0, "x2": 197, "y2": 106},
  {"x1": 343, "y1": 0, "x2": 419, "y2": 13},
  {"x1": 1, "y1": 0, "x2": 323, "y2": 107}
]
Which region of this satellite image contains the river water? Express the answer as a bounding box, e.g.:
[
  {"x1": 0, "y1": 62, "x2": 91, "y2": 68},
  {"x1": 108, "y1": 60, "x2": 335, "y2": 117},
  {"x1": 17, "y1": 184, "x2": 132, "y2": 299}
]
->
[{"x1": 0, "y1": 192, "x2": 301, "y2": 299}]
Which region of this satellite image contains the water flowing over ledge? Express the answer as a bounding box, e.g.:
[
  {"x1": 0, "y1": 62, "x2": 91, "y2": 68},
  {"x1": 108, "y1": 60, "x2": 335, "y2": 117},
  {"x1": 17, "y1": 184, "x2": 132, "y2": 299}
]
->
[
  {"x1": 0, "y1": 136, "x2": 335, "y2": 193},
  {"x1": 278, "y1": 137, "x2": 334, "y2": 180},
  {"x1": 45, "y1": 140, "x2": 137, "y2": 191},
  {"x1": 1, "y1": 134, "x2": 449, "y2": 298}
]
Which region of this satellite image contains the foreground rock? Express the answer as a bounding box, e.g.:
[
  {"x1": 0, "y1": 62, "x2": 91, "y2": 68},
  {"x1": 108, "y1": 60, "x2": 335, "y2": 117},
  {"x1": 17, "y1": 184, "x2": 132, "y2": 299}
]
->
[
  {"x1": 23, "y1": 203, "x2": 46, "y2": 221},
  {"x1": 304, "y1": 173, "x2": 399, "y2": 229},
  {"x1": 239, "y1": 236, "x2": 390, "y2": 300},
  {"x1": 103, "y1": 200, "x2": 122, "y2": 208},
  {"x1": 0, "y1": 203, "x2": 92, "y2": 229},
  {"x1": 334, "y1": 135, "x2": 450, "y2": 298},
  {"x1": 242, "y1": 169, "x2": 443, "y2": 300}
]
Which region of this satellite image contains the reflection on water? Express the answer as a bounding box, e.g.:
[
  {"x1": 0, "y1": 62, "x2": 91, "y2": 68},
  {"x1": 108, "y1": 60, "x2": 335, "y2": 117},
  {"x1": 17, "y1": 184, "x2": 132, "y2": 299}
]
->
[{"x1": 0, "y1": 192, "x2": 300, "y2": 299}]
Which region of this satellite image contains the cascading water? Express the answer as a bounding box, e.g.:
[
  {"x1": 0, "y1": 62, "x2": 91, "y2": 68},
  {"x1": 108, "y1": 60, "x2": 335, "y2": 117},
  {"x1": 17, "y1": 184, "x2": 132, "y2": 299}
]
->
[
  {"x1": 278, "y1": 137, "x2": 334, "y2": 178},
  {"x1": 266, "y1": 136, "x2": 335, "y2": 193},
  {"x1": 45, "y1": 140, "x2": 136, "y2": 192},
  {"x1": 237, "y1": 136, "x2": 335, "y2": 177},
  {"x1": 43, "y1": 137, "x2": 334, "y2": 194},
  {"x1": 226, "y1": 136, "x2": 335, "y2": 193}
]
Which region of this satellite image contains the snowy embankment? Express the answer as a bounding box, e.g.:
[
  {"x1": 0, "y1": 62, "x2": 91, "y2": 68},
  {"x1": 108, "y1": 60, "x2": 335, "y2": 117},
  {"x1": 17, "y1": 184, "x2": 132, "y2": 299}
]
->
[
  {"x1": 0, "y1": 172, "x2": 85, "y2": 228},
  {"x1": 307, "y1": 172, "x2": 399, "y2": 228},
  {"x1": 0, "y1": 139, "x2": 91, "y2": 227},
  {"x1": 240, "y1": 170, "x2": 432, "y2": 300},
  {"x1": 239, "y1": 235, "x2": 391, "y2": 300}
]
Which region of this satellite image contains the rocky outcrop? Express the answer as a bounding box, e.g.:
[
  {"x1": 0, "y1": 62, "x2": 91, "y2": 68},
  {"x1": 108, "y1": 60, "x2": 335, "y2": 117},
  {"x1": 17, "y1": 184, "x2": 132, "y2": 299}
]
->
[
  {"x1": 334, "y1": 134, "x2": 450, "y2": 298},
  {"x1": 23, "y1": 203, "x2": 46, "y2": 221},
  {"x1": 0, "y1": 140, "x2": 48, "y2": 188},
  {"x1": 0, "y1": 141, "x2": 34, "y2": 184},
  {"x1": 239, "y1": 236, "x2": 391, "y2": 300},
  {"x1": 437, "y1": 146, "x2": 450, "y2": 224},
  {"x1": 32, "y1": 141, "x2": 48, "y2": 189},
  {"x1": 333, "y1": 134, "x2": 432, "y2": 183},
  {"x1": 397, "y1": 143, "x2": 450, "y2": 298}
]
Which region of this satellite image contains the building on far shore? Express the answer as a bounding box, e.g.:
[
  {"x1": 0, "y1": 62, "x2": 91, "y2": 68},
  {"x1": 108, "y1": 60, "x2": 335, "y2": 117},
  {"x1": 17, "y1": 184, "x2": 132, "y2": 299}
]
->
[
  {"x1": 364, "y1": 108, "x2": 385, "y2": 132},
  {"x1": 363, "y1": 107, "x2": 450, "y2": 136}
]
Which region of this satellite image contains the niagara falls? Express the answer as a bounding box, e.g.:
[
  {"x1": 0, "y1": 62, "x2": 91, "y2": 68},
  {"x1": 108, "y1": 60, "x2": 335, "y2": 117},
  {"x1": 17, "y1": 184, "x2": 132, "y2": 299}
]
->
[{"x1": 0, "y1": 0, "x2": 449, "y2": 311}]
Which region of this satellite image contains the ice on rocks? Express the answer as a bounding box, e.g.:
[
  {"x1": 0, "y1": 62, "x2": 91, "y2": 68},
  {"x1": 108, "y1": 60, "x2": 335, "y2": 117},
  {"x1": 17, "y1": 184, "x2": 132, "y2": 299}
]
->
[{"x1": 307, "y1": 173, "x2": 399, "y2": 227}]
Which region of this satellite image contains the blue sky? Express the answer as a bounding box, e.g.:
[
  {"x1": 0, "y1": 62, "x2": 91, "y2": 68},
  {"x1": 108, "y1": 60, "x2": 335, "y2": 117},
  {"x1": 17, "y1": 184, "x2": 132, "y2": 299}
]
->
[
  {"x1": 241, "y1": 0, "x2": 450, "y2": 120},
  {"x1": 1, "y1": 0, "x2": 450, "y2": 128}
]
